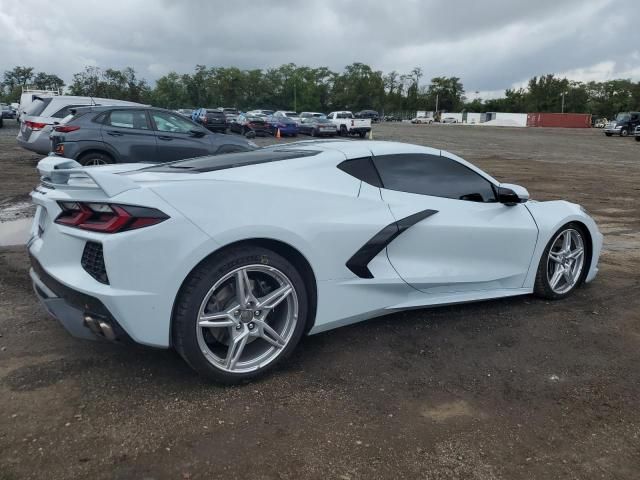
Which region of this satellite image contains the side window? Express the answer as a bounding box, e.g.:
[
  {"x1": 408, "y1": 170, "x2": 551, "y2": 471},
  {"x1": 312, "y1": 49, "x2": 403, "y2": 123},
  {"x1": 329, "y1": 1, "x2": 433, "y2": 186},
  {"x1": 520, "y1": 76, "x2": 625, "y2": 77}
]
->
[
  {"x1": 151, "y1": 111, "x2": 194, "y2": 133},
  {"x1": 373, "y1": 153, "x2": 496, "y2": 203},
  {"x1": 51, "y1": 104, "x2": 86, "y2": 119},
  {"x1": 107, "y1": 110, "x2": 150, "y2": 130},
  {"x1": 337, "y1": 157, "x2": 382, "y2": 187}
]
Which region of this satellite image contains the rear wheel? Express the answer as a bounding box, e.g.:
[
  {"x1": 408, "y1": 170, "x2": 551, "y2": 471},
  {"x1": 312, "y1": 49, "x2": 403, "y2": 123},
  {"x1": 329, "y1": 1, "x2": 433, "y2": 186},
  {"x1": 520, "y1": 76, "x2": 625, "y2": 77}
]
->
[
  {"x1": 635, "y1": 136, "x2": 640, "y2": 142},
  {"x1": 533, "y1": 223, "x2": 589, "y2": 300},
  {"x1": 359, "y1": 131, "x2": 367, "y2": 138},
  {"x1": 79, "y1": 152, "x2": 114, "y2": 166},
  {"x1": 605, "y1": 133, "x2": 612, "y2": 137},
  {"x1": 339, "y1": 125, "x2": 348, "y2": 136},
  {"x1": 173, "y1": 247, "x2": 308, "y2": 383}
]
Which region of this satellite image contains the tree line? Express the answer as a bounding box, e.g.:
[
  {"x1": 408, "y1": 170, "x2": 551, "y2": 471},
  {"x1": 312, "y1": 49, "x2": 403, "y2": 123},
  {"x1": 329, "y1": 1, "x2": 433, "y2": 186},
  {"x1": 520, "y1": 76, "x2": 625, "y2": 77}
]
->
[{"x1": 2, "y1": 63, "x2": 639, "y2": 118}]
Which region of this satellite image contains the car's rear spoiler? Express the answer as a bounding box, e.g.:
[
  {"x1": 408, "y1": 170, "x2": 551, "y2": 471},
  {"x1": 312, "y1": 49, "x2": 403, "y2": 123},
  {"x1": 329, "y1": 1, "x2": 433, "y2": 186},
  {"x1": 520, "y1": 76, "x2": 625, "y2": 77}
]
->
[{"x1": 36, "y1": 156, "x2": 143, "y2": 197}]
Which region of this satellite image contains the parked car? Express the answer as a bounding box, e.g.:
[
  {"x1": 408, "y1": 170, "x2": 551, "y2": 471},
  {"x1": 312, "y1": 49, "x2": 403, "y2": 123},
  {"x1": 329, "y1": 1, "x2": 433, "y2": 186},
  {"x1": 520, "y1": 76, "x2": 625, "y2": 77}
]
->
[
  {"x1": 176, "y1": 109, "x2": 194, "y2": 118},
  {"x1": 273, "y1": 110, "x2": 301, "y2": 125},
  {"x1": 411, "y1": 117, "x2": 434, "y2": 124},
  {"x1": 604, "y1": 112, "x2": 640, "y2": 137},
  {"x1": 265, "y1": 115, "x2": 298, "y2": 136},
  {"x1": 1, "y1": 104, "x2": 16, "y2": 119},
  {"x1": 247, "y1": 109, "x2": 274, "y2": 117},
  {"x1": 298, "y1": 117, "x2": 337, "y2": 137},
  {"x1": 326, "y1": 111, "x2": 371, "y2": 137},
  {"x1": 441, "y1": 117, "x2": 458, "y2": 124},
  {"x1": 17, "y1": 96, "x2": 143, "y2": 154},
  {"x1": 49, "y1": 106, "x2": 255, "y2": 166},
  {"x1": 30, "y1": 140, "x2": 602, "y2": 382},
  {"x1": 635, "y1": 125, "x2": 640, "y2": 142},
  {"x1": 219, "y1": 107, "x2": 239, "y2": 124},
  {"x1": 355, "y1": 110, "x2": 380, "y2": 122},
  {"x1": 230, "y1": 114, "x2": 270, "y2": 136},
  {"x1": 192, "y1": 108, "x2": 228, "y2": 133},
  {"x1": 17, "y1": 87, "x2": 61, "y2": 122},
  {"x1": 300, "y1": 112, "x2": 326, "y2": 119}
]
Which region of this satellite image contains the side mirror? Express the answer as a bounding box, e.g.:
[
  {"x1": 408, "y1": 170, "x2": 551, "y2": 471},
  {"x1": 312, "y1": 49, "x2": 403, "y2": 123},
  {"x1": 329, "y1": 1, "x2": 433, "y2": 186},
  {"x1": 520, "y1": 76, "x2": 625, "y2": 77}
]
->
[
  {"x1": 497, "y1": 183, "x2": 529, "y2": 206},
  {"x1": 189, "y1": 129, "x2": 206, "y2": 137}
]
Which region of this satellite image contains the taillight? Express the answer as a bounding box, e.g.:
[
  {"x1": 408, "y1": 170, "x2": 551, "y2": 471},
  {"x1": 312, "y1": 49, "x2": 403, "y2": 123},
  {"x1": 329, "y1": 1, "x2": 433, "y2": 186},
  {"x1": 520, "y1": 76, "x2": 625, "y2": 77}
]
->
[
  {"x1": 55, "y1": 202, "x2": 168, "y2": 233},
  {"x1": 53, "y1": 125, "x2": 80, "y2": 133},
  {"x1": 25, "y1": 120, "x2": 48, "y2": 131}
]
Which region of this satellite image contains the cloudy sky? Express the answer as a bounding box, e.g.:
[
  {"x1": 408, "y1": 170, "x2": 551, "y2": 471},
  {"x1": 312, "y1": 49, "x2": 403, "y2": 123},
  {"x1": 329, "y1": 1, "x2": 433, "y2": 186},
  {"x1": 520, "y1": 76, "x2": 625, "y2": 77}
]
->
[{"x1": 1, "y1": 0, "x2": 639, "y2": 98}]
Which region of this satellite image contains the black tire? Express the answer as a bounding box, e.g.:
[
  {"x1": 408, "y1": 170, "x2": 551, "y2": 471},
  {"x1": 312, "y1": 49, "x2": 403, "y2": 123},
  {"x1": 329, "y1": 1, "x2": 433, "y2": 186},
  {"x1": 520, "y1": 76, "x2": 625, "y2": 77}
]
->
[
  {"x1": 339, "y1": 125, "x2": 348, "y2": 136},
  {"x1": 533, "y1": 222, "x2": 590, "y2": 300},
  {"x1": 620, "y1": 128, "x2": 628, "y2": 137},
  {"x1": 605, "y1": 133, "x2": 612, "y2": 137},
  {"x1": 0, "y1": 117, "x2": 3, "y2": 128},
  {"x1": 173, "y1": 246, "x2": 309, "y2": 384},
  {"x1": 78, "y1": 152, "x2": 114, "y2": 166},
  {"x1": 311, "y1": 128, "x2": 316, "y2": 137},
  {"x1": 359, "y1": 131, "x2": 367, "y2": 138},
  {"x1": 635, "y1": 136, "x2": 640, "y2": 142}
]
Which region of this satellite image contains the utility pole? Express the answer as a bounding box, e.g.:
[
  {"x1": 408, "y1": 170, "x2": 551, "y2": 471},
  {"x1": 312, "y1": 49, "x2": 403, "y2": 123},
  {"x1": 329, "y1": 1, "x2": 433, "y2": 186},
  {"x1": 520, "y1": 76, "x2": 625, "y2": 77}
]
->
[
  {"x1": 294, "y1": 82, "x2": 297, "y2": 112},
  {"x1": 435, "y1": 93, "x2": 439, "y2": 113},
  {"x1": 561, "y1": 92, "x2": 566, "y2": 113}
]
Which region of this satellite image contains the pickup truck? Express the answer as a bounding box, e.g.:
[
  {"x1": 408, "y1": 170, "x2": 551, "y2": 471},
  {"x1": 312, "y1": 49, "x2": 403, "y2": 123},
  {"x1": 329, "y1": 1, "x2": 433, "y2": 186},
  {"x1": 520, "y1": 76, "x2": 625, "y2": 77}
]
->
[{"x1": 326, "y1": 111, "x2": 371, "y2": 137}]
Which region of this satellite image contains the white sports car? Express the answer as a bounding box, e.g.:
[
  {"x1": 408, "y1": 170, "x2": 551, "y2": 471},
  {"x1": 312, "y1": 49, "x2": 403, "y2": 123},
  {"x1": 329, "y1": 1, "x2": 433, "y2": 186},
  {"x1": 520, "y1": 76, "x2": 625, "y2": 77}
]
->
[{"x1": 29, "y1": 140, "x2": 602, "y2": 382}]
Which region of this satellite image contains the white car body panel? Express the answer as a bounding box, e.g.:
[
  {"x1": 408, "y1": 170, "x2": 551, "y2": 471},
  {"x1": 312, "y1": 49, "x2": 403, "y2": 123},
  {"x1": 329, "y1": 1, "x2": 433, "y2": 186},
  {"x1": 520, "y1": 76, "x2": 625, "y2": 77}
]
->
[{"x1": 28, "y1": 140, "x2": 603, "y2": 348}]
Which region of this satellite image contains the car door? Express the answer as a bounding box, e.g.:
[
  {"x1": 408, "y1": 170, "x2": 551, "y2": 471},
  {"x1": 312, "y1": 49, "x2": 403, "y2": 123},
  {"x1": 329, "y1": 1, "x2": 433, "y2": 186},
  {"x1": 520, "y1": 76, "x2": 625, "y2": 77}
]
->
[
  {"x1": 101, "y1": 109, "x2": 158, "y2": 162},
  {"x1": 369, "y1": 144, "x2": 538, "y2": 294},
  {"x1": 149, "y1": 110, "x2": 212, "y2": 162}
]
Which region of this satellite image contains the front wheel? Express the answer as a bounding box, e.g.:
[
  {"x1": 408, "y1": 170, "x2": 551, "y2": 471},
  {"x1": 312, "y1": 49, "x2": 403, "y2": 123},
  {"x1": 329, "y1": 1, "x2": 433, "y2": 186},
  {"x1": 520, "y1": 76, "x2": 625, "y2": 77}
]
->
[
  {"x1": 620, "y1": 128, "x2": 629, "y2": 137},
  {"x1": 339, "y1": 125, "x2": 348, "y2": 136},
  {"x1": 533, "y1": 223, "x2": 589, "y2": 300},
  {"x1": 605, "y1": 133, "x2": 612, "y2": 137},
  {"x1": 173, "y1": 247, "x2": 308, "y2": 383},
  {"x1": 635, "y1": 136, "x2": 640, "y2": 142}
]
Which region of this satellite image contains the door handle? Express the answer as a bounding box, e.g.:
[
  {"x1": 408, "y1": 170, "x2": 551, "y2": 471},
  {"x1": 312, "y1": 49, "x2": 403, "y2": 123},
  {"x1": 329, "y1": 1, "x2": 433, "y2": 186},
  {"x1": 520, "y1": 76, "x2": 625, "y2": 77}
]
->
[
  {"x1": 106, "y1": 130, "x2": 123, "y2": 136},
  {"x1": 158, "y1": 135, "x2": 173, "y2": 141}
]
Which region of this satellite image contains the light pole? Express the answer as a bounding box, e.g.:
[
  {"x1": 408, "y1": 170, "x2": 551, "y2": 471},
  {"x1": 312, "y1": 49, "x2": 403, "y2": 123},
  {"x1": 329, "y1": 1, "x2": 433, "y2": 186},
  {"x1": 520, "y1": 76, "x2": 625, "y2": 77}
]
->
[{"x1": 561, "y1": 92, "x2": 567, "y2": 113}]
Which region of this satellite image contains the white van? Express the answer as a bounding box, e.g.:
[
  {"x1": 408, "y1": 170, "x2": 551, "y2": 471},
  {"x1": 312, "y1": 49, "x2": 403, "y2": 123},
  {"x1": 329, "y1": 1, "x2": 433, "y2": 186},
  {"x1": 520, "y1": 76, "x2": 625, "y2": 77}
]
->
[
  {"x1": 16, "y1": 95, "x2": 143, "y2": 154},
  {"x1": 17, "y1": 88, "x2": 61, "y2": 122}
]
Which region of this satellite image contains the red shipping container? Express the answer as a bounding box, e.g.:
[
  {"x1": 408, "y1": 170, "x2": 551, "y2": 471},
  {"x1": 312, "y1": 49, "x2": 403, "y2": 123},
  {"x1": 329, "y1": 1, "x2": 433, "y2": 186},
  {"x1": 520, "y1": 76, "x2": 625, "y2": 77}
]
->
[{"x1": 527, "y1": 113, "x2": 592, "y2": 128}]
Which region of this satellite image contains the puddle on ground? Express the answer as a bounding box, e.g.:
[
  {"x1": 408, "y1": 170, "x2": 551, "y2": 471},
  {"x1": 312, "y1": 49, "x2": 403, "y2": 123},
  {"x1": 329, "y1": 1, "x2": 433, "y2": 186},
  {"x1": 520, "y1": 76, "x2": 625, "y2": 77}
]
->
[{"x1": 0, "y1": 217, "x2": 32, "y2": 247}]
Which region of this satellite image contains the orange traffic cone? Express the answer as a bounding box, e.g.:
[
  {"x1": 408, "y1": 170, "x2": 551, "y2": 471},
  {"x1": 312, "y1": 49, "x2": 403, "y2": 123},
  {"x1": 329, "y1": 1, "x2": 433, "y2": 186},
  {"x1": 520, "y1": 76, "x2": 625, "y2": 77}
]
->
[{"x1": 276, "y1": 128, "x2": 281, "y2": 139}]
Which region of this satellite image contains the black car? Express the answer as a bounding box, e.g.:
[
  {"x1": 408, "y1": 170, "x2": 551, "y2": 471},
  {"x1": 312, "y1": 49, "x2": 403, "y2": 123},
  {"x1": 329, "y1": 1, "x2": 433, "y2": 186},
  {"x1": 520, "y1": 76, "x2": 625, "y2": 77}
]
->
[
  {"x1": 355, "y1": 110, "x2": 380, "y2": 123},
  {"x1": 50, "y1": 106, "x2": 255, "y2": 166},
  {"x1": 230, "y1": 114, "x2": 271, "y2": 136},
  {"x1": 635, "y1": 125, "x2": 640, "y2": 142},
  {"x1": 193, "y1": 108, "x2": 227, "y2": 133},
  {"x1": 298, "y1": 117, "x2": 337, "y2": 137}
]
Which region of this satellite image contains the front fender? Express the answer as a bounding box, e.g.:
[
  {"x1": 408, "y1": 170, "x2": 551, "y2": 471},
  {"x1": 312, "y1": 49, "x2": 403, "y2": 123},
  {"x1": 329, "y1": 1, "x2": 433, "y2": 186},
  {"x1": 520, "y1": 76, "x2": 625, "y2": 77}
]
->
[{"x1": 524, "y1": 200, "x2": 603, "y2": 287}]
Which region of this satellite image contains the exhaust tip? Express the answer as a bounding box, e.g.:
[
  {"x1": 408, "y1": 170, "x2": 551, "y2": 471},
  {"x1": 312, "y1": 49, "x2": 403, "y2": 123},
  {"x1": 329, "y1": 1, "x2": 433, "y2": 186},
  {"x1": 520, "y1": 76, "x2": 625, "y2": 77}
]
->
[{"x1": 84, "y1": 314, "x2": 117, "y2": 341}]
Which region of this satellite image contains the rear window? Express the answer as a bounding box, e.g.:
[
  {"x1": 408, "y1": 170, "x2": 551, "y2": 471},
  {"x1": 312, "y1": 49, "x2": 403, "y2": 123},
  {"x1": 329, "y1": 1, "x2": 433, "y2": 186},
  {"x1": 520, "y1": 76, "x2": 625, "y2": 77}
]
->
[
  {"x1": 24, "y1": 97, "x2": 53, "y2": 116},
  {"x1": 139, "y1": 149, "x2": 319, "y2": 173}
]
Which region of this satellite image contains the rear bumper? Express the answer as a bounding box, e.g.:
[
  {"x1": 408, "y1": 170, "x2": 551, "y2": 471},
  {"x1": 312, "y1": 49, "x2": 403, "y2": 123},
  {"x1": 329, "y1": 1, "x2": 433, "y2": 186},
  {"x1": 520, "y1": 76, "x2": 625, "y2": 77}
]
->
[
  {"x1": 17, "y1": 131, "x2": 51, "y2": 154},
  {"x1": 30, "y1": 256, "x2": 132, "y2": 342},
  {"x1": 349, "y1": 127, "x2": 371, "y2": 134}
]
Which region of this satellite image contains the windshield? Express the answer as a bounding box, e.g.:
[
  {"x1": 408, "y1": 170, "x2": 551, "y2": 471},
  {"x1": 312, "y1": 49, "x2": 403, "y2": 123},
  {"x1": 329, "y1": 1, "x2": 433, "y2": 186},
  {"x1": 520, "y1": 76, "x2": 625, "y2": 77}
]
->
[
  {"x1": 284, "y1": 112, "x2": 298, "y2": 117},
  {"x1": 615, "y1": 113, "x2": 630, "y2": 122}
]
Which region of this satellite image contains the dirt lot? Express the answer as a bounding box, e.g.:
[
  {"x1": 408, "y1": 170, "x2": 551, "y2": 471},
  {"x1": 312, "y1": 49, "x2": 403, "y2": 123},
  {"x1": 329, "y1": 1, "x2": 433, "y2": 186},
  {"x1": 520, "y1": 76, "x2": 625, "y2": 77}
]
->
[{"x1": 1, "y1": 122, "x2": 639, "y2": 479}]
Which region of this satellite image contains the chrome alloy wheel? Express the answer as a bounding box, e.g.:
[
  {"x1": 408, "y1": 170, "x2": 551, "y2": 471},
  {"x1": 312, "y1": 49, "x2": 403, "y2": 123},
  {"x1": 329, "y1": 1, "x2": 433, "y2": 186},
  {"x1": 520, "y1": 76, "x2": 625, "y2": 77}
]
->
[
  {"x1": 546, "y1": 228, "x2": 585, "y2": 294},
  {"x1": 196, "y1": 265, "x2": 299, "y2": 373},
  {"x1": 84, "y1": 158, "x2": 108, "y2": 166}
]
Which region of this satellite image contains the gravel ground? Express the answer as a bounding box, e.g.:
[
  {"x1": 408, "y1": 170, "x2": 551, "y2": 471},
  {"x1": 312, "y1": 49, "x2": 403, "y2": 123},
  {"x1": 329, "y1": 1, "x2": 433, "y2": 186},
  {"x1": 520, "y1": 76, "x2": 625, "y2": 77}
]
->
[{"x1": 1, "y1": 122, "x2": 639, "y2": 479}]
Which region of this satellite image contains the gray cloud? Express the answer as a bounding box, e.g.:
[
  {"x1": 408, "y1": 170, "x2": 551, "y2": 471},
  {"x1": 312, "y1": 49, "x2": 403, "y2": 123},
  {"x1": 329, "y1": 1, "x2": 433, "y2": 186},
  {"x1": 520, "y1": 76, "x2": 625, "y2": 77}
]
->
[{"x1": 1, "y1": 0, "x2": 638, "y2": 96}]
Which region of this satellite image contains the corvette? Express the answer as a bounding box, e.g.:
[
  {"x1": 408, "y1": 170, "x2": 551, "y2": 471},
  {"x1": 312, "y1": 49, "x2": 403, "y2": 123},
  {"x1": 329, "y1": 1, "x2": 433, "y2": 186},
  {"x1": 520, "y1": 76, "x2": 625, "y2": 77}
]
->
[{"x1": 29, "y1": 140, "x2": 602, "y2": 382}]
